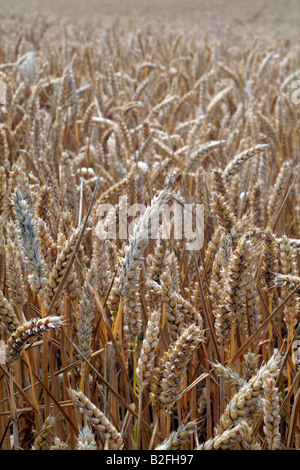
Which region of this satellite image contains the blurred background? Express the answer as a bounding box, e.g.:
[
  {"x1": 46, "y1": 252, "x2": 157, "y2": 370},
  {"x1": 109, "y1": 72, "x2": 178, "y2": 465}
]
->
[{"x1": 1, "y1": 0, "x2": 299, "y2": 38}]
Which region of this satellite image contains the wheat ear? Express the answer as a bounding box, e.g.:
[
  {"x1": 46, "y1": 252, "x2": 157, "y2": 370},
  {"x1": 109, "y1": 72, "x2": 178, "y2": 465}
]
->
[{"x1": 69, "y1": 388, "x2": 124, "y2": 450}]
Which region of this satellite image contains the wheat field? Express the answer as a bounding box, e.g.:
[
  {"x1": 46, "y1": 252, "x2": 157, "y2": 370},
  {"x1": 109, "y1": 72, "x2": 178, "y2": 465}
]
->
[{"x1": 0, "y1": 2, "x2": 299, "y2": 451}]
